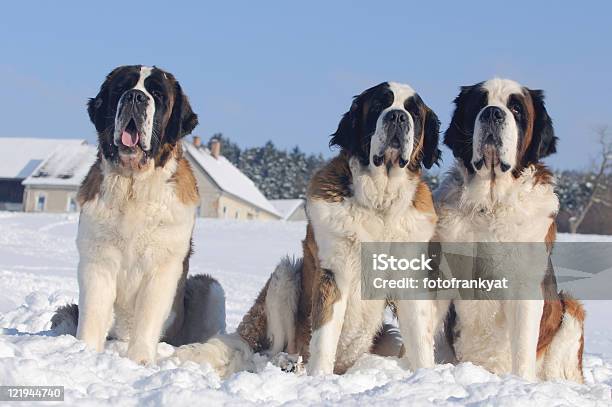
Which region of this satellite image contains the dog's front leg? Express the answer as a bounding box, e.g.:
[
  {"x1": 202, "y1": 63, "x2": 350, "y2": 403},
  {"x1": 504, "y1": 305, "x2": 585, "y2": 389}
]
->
[
  {"x1": 506, "y1": 299, "x2": 543, "y2": 380},
  {"x1": 396, "y1": 300, "x2": 438, "y2": 370},
  {"x1": 307, "y1": 269, "x2": 348, "y2": 375},
  {"x1": 76, "y1": 261, "x2": 117, "y2": 352},
  {"x1": 127, "y1": 259, "x2": 182, "y2": 365}
]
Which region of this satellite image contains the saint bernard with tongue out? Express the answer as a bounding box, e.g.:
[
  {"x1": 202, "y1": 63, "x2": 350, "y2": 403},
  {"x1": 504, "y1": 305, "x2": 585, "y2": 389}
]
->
[{"x1": 52, "y1": 65, "x2": 226, "y2": 365}]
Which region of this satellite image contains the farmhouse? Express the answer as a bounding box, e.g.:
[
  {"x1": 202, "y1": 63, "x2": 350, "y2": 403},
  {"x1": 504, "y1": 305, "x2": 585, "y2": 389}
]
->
[
  {"x1": 22, "y1": 143, "x2": 97, "y2": 213},
  {"x1": 183, "y1": 137, "x2": 281, "y2": 220},
  {"x1": 0, "y1": 137, "x2": 87, "y2": 211}
]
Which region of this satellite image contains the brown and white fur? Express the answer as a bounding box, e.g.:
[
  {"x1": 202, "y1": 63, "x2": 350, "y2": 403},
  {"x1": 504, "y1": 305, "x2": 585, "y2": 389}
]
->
[
  {"x1": 435, "y1": 78, "x2": 584, "y2": 382},
  {"x1": 177, "y1": 82, "x2": 445, "y2": 376},
  {"x1": 51, "y1": 65, "x2": 225, "y2": 365}
]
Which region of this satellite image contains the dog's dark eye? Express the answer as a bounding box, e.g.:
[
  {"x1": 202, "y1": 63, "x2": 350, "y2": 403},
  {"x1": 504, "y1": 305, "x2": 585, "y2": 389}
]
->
[
  {"x1": 371, "y1": 101, "x2": 382, "y2": 111},
  {"x1": 151, "y1": 90, "x2": 164, "y2": 100},
  {"x1": 509, "y1": 102, "x2": 522, "y2": 116}
]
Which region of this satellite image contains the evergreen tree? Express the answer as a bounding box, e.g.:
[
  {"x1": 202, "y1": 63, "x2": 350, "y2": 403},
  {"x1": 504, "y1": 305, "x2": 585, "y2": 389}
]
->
[{"x1": 206, "y1": 135, "x2": 326, "y2": 199}]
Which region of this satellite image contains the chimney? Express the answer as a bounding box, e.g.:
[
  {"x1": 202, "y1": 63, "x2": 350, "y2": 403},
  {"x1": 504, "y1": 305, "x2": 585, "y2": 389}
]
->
[
  {"x1": 192, "y1": 135, "x2": 202, "y2": 148},
  {"x1": 210, "y1": 138, "x2": 221, "y2": 159}
]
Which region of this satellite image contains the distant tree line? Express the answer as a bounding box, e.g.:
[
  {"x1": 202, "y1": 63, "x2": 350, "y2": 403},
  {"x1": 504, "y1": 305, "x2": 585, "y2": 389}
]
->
[{"x1": 207, "y1": 133, "x2": 327, "y2": 199}]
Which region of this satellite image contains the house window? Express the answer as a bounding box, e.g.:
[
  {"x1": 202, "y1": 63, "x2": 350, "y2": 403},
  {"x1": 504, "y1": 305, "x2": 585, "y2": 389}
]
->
[
  {"x1": 235, "y1": 210, "x2": 239, "y2": 219},
  {"x1": 223, "y1": 206, "x2": 227, "y2": 218},
  {"x1": 247, "y1": 212, "x2": 254, "y2": 220},
  {"x1": 35, "y1": 193, "x2": 46, "y2": 212},
  {"x1": 67, "y1": 195, "x2": 78, "y2": 212}
]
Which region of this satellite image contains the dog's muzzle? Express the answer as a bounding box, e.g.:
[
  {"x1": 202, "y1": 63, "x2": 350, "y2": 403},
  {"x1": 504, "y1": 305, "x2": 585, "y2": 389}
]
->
[
  {"x1": 112, "y1": 90, "x2": 153, "y2": 171},
  {"x1": 115, "y1": 90, "x2": 149, "y2": 150},
  {"x1": 372, "y1": 109, "x2": 411, "y2": 168},
  {"x1": 473, "y1": 106, "x2": 511, "y2": 172}
]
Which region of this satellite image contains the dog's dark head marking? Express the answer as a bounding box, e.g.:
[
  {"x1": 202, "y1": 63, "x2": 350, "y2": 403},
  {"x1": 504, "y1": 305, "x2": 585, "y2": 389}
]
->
[
  {"x1": 330, "y1": 82, "x2": 440, "y2": 171},
  {"x1": 88, "y1": 65, "x2": 198, "y2": 171},
  {"x1": 444, "y1": 78, "x2": 556, "y2": 176}
]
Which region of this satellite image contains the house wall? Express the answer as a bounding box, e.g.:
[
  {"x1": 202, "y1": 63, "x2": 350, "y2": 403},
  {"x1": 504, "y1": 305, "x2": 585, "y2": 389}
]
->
[
  {"x1": 23, "y1": 186, "x2": 79, "y2": 213},
  {"x1": 557, "y1": 206, "x2": 612, "y2": 235},
  {"x1": 185, "y1": 156, "x2": 222, "y2": 218},
  {"x1": 217, "y1": 194, "x2": 278, "y2": 220},
  {"x1": 185, "y1": 154, "x2": 278, "y2": 221}
]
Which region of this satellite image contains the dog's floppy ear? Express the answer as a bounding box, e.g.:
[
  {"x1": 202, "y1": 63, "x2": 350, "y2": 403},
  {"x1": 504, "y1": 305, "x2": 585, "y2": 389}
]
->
[
  {"x1": 422, "y1": 107, "x2": 441, "y2": 169},
  {"x1": 330, "y1": 98, "x2": 359, "y2": 150},
  {"x1": 524, "y1": 89, "x2": 557, "y2": 164},
  {"x1": 444, "y1": 84, "x2": 479, "y2": 172},
  {"x1": 87, "y1": 94, "x2": 105, "y2": 132},
  {"x1": 329, "y1": 97, "x2": 369, "y2": 164},
  {"x1": 87, "y1": 67, "x2": 123, "y2": 134},
  {"x1": 165, "y1": 80, "x2": 199, "y2": 144}
]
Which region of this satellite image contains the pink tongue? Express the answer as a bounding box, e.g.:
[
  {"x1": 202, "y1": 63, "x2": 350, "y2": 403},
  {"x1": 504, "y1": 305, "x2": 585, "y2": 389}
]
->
[{"x1": 121, "y1": 130, "x2": 139, "y2": 147}]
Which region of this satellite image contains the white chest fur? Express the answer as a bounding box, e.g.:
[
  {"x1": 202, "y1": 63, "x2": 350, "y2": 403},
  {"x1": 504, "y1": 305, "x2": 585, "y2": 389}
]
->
[
  {"x1": 307, "y1": 159, "x2": 436, "y2": 370},
  {"x1": 310, "y1": 158, "x2": 435, "y2": 249},
  {"x1": 77, "y1": 159, "x2": 196, "y2": 316},
  {"x1": 434, "y1": 164, "x2": 559, "y2": 377},
  {"x1": 435, "y1": 165, "x2": 558, "y2": 243}
]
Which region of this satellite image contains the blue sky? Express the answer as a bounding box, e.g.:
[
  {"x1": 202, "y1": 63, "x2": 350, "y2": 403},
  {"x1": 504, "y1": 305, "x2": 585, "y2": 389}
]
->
[{"x1": 1, "y1": 1, "x2": 610, "y2": 170}]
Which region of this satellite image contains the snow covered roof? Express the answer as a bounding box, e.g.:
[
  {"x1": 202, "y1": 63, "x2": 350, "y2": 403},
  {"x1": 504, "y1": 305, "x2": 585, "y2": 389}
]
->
[
  {"x1": 0, "y1": 137, "x2": 86, "y2": 179},
  {"x1": 22, "y1": 143, "x2": 97, "y2": 187},
  {"x1": 270, "y1": 199, "x2": 305, "y2": 220},
  {"x1": 183, "y1": 142, "x2": 281, "y2": 217}
]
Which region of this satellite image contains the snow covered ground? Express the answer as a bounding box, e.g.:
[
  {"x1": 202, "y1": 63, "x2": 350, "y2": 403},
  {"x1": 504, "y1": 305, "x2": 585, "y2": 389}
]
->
[{"x1": 0, "y1": 212, "x2": 611, "y2": 406}]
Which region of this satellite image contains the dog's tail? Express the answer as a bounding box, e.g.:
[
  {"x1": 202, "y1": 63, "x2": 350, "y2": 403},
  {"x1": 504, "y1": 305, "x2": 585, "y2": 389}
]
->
[
  {"x1": 174, "y1": 333, "x2": 254, "y2": 378},
  {"x1": 234, "y1": 255, "x2": 302, "y2": 355},
  {"x1": 371, "y1": 323, "x2": 404, "y2": 357},
  {"x1": 174, "y1": 274, "x2": 226, "y2": 345},
  {"x1": 176, "y1": 256, "x2": 303, "y2": 377},
  {"x1": 50, "y1": 303, "x2": 79, "y2": 336},
  {"x1": 539, "y1": 292, "x2": 585, "y2": 383},
  {"x1": 263, "y1": 256, "x2": 302, "y2": 355}
]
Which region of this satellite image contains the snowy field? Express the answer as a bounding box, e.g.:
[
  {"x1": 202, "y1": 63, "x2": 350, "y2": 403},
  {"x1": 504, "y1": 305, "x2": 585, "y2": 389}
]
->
[{"x1": 0, "y1": 212, "x2": 611, "y2": 406}]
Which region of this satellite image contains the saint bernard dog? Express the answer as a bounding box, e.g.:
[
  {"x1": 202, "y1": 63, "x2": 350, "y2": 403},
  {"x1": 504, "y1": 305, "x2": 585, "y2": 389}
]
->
[
  {"x1": 176, "y1": 82, "x2": 446, "y2": 376},
  {"x1": 435, "y1": 78, "x2": 585, "y2": 382},
  {"x1": 51, "y1": 65, "x2": 225, "y2": 365}
]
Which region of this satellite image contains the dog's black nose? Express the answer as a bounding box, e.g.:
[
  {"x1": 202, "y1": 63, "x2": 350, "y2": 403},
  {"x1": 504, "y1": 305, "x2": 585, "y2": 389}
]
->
[
  {"x1": 480, "y1": 106, "x2": 505, "y2": 123},
  {"x1": 123, "y1": 89, "x2": 148, "y2": 104},
  {"x1": 386, "y1": 109, "x2": 408, "y2": 124}
]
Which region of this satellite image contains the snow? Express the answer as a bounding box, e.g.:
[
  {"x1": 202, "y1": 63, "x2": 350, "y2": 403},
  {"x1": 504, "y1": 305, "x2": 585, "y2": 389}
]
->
[
  {"x1": 184, "y1": 142, "x2": 281, "y2": 218},
  {"x1": 22, "y1": 144, "x2": 97, "y2": 187},
  {"x1": 0, "y1": 212, "x2": 611, "y2": 406},
  {"x1": 270, "y1": 199, "x2": 305, "y2": 220},
  {"x1": 0, "y1": 138, "x2": 86, "y2": 179}
]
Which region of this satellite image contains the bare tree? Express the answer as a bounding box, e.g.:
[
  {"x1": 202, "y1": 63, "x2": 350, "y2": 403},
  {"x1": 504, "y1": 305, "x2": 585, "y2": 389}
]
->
[{"x1": 568, "y1": 125, "x2": 612, "y2": 233}]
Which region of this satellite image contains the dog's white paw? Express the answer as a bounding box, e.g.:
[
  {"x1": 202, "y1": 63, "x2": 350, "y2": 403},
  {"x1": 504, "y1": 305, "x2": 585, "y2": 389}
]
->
[
  {"x1": 127, "y1": 343, "x2": 154, "y2": 366},
  {"x1": 270, "y1": 352, "x2": 304, "y2": 374}
]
